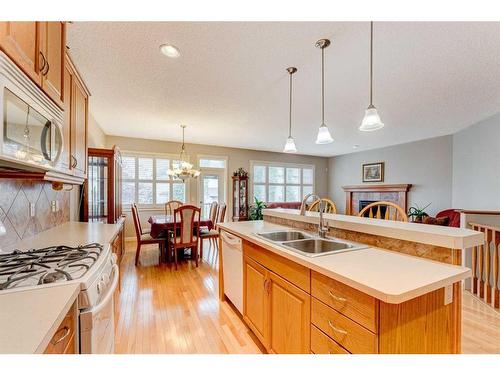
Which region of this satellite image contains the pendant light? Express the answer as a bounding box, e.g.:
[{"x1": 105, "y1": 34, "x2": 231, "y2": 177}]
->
[
  {"x1": 283, "y1": 67, "x2": 298, "y2": 153},
  {"x1": 359, "y1": 22, "x2": 385, "y2": 132},
  {"x1": 315, "y1": 38, "x2": 334, "y2": 144},
  {"x1": 167, "y1": 125, "x2": 201, "y2": 180}
]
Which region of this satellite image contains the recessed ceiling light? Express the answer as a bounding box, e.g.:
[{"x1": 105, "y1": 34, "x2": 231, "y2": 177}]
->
[
  {"x1": 159, "y1": 44, "x2": 180, "y2": 58},
  {"x1": 353, "y1": 144, "x2": 360, "y2": 149}
]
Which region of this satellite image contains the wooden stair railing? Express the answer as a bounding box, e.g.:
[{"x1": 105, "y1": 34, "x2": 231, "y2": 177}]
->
[{"x1": 469, "y1": 222, "x2": 500, "y2": 310}]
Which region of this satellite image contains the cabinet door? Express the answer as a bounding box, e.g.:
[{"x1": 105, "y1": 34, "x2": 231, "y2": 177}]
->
[
  {"x1": 268, "y1": 271, "x2": 310, "y2": 354},
  {"x1": 0, "y1": 22, "x2": 41, "y2": 84},
  {"x1": 39, "y1": 22, "x2": 65, "y2": 107},
  {"x1": 71, "y1": 76, "x2": 88, "y2": 177},
  {"x1": 243, "y1": 256, "x2": 269, "y2": 348},
  {"x1": 60, "y1": 57, "x2": 72, "y2": 171}
]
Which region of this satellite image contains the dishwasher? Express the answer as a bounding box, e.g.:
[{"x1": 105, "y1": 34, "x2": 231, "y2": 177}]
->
[{"x1": 221, "y1": 230, "x2": 243, "y2": 313}]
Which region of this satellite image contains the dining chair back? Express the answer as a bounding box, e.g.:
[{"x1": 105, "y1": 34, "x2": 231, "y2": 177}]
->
[
  {"x1": 165, "y1": 200, "x2": 183, "y2": 216},
  {"x1": 170, "y1": 205, "x2": 201, "y2": 269},
  {"x1": 308, "y1": 198, "x2": 337, "y2": 214},
  {"x1": 216, "y1": 203, "x2": 227, "y2": 227},
  {"x1": 208, "y1": 201, "x2": 218, "y2": 224},
  {"x1": 358, "y1": 201, "x2": 408, "y2": 222},
  {"x1": 132, "y1": 203, "x2": 165, "y2": 265}
]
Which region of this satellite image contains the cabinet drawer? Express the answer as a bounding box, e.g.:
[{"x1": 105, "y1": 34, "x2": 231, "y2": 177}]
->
[
  {"x1": 311, "y1": 298, "x2": 378, "y2": 354},
  {"x1": 311, "y1": 325, "x2": 350, "y2": 354},
  {"x1": 311, "y1": 271, "x2": 378, "y2": 332},
  {"x1": 243, "y1": 240, "x2": 310, "y2": 292},
  {"x1": 44, "y1": 302, "x2": 76, "y2": 354}
]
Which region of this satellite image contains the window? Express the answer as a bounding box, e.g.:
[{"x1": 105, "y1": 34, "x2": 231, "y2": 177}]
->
[
  {"x1": 251, "y1": 162, "x2": 314, "y2": 203},
  {"x1": 199, "y1": 157, "x2": 226, "y2": 169},
  {"x1": 122, "y1": 153, "x2": 187, "y2": 208}
]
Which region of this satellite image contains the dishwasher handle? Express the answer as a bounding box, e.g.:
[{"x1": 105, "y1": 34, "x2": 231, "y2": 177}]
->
[{"x1": 221, "y1": 231, "x2": 242, "y2": 248}]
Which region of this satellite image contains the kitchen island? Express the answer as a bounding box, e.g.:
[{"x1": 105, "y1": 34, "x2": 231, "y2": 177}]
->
[{"x1": 218, "y1": 211, "x2": 482, "y2": 354}]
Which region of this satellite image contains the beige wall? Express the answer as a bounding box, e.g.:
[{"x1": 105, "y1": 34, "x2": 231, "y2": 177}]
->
[
  {"x1": 88, "y1": 113, "x2": 107, "y2": 148},
  {"x1": 328, "y1": 135, "x2": 453, "y2": 216},
  {"x1": 106, "y1": 135, "x2": 329, "y2": 237}
]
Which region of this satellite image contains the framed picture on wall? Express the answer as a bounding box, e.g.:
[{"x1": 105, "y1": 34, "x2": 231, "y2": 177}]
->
[{"x1": 362, "y1": 162, "x2": 384, "y2": 182}]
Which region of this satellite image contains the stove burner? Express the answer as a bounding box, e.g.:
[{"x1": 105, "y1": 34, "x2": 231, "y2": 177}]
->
[{"x1": 0, "y1": 243, "x2": 103, "y2": 290}]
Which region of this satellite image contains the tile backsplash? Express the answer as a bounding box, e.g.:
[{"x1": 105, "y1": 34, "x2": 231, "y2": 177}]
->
[{"x1": 0, "y1": 179, "x2": 70, "y2": 252}]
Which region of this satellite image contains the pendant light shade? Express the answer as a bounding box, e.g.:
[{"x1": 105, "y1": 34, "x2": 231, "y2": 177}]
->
[
  {"x1": 283, "y1": 67, "x2": 298, "y2": 153},
  {"x1": 316, "y1": 124, "x2": 334, "y2": 144},
  {"x1": 283, "y1": 136, "x2": 297, "y2": 153},
  {"x1": 315, "y1": 39, "x2": 334, "y2": 144},
  {"x1": 359, "y1": 22, "x2": 385, "y2": 132}
]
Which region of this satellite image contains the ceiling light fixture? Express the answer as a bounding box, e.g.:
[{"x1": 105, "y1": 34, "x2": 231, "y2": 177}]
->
[
  {"x1": 315, "y1": 39, "x2": 334, "y2": 144},
  {"x1": 167, "y1": 125, "x2": 200, "y2": 180},
  {"x1": 283, "y1": 67, "x2": 298, "y2": 153},
  {"x1": 159, "y1": 44, "x2": 180, "y2": 58},
  {"x1": 359, "y1": 22, "x2": 385, "y2": 132}
]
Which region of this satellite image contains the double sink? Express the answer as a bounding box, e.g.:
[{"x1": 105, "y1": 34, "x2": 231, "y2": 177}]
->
[{"x1": 256, "y1": 230, "x2": 368, "y2": 257}]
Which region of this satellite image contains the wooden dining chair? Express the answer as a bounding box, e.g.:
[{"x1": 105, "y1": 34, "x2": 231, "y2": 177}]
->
[
  {"x1": 308, "y1": 198, "x2": 337, "y2": 214},
  {"x1": 199, "y1": 203, "x2": 226, "y2": 261},
  {"x1": 132, "y1": 203, "x2": 150, "y2": 235},
  {"x1": 165, "y1": 200, "x2": 183, "y2": 216},
  {"x1": 131, "y1": 204, "x2": 165, "y2": 266},
  {"x1": 358, "y1": 201, "x2": 408, "y2": 222},
  {"x1": 169, "y1": 205, "x2": 201, "y2": 270}
]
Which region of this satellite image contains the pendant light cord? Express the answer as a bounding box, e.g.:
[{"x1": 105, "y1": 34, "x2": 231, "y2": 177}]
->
[
  {"x1": 321, "y1": 46, "x2": 325, "y2": 125},
  {"x1": 370, "y1": 21, "x2": 373, "y2": 107},
  {"x1": 289, "y1": 72, "x2": 292, "y2": 136}
]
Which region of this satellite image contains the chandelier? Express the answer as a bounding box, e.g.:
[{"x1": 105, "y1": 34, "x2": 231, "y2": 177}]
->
[{"x1": 167, "y1": 125, "x2": 201, "y2": 180}]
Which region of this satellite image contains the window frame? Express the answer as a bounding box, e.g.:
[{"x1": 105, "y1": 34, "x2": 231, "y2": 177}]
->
[
  {"x1": 121, "y1": 151, "x2": 190, "y2": 210},
  {"x1": 249, "y1": 160, "x2": 315, "y2": 204}
]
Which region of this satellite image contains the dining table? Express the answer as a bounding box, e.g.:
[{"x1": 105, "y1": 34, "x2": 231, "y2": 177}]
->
[{"x1": 148, "y1": 214, "x2": 214, "y2": 239}]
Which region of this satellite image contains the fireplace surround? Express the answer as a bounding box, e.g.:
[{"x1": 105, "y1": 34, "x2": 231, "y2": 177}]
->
[{"x1": 342, "y1": 184, "x2": 412, "y2": 215}]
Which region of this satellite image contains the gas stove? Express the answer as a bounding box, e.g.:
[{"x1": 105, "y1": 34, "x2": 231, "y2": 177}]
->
[{"x1": 0, "y1": 243, "x2": 103, "y2": 290}]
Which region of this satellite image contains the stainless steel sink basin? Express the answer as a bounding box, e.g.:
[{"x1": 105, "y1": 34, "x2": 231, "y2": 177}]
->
[
  {"x1": 257, "y1": 231, "x2": 311, "y2": 242},
  {"x1": 281, "y1": 238, "x2": 368, "y2": 257}
]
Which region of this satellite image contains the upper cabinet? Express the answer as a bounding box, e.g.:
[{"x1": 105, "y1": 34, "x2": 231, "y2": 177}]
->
[
  {"x1": 0, "y1": 22, "x2": 41, "y2": 84},
  {"x1": 0, "y1": 22, "x2": 65, "y2": 108},
  {"x1": 66, "y1": 53, "x2": 89, "y2": 178},
  {"x1": 39, "y1": 22, "x2": 65, "y2": 108}
]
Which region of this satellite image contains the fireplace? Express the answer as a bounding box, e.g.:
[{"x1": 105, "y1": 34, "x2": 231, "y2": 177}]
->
[
  {"x1": 359, "y1": 200, "x2": 387, "y2": 218},
  {"x1": 342, "y1": 184, "x2": 412, "y2": 216}
]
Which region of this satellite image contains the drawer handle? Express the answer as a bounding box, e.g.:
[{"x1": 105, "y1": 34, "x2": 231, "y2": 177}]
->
[
  {"x1": 328, "y1": 290, "x2": 347, "y2": 302},
  {"x1": 52, "y1": 326, "x2": 71, "y2": 345},
  {"x1": 328, "y1": 320, "x2": 347, "y2": 335}
]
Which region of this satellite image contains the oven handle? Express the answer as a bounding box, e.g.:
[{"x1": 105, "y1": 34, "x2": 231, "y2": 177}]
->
[{"x1": 91, "y1": 264, "x2": 119, "y2": 316}]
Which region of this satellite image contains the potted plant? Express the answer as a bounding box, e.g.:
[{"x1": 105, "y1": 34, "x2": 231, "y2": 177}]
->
[
  {"x1": 248, "y1": 197, "x2": 266, "y2": 221},
  {"x1": 407, "y1": 203, "x2": 431, "y2": 223}
]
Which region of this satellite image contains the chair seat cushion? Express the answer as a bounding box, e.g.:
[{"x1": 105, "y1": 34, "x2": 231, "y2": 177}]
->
[
  {"x1": 140, "y1": 233, "x2": 156, "y2": 241},
  {"x1": 200, "y1": 229, "x2": 218, "y2": 237},
  {"x1": 142, "y1": 228, "x2": 151, "y2": 235}
]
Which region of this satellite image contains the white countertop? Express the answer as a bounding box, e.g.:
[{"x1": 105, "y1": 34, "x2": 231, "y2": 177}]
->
[
  {"x1": 263, "y1": 208, "x2": 483, "y2": 249},
  {"x1": 2, "y1": 221, "x2": 123, "y2": 253},
  {"x1": 218, "y1": 220, "x2": 472, "y2": 304},
  {"x1": 0, "y1": 283, "x2": 79, "y2": 353}
]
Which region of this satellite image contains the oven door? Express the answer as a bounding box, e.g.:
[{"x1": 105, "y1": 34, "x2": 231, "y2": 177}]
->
[{"x1": 79, "y1": 264, "x2": 119, "y2": 354}]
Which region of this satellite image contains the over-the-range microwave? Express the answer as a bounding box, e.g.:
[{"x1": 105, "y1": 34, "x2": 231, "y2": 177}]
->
[{"x1": 0, "y1": 51, "x2": 64, "y2": 171}]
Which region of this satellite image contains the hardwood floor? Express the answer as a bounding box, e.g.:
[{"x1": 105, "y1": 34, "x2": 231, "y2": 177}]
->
[
  {"x1": 114, "y1": 240, "x2": 262, "y2": 354},
  {"x1": 115, "y1": 240, "x2": 500, "y2": 354}
]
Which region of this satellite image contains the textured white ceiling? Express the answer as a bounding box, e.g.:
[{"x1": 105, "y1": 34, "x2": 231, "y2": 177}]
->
[{"x1": 67, "y1": 22, "x2": 500, "y2": 157}]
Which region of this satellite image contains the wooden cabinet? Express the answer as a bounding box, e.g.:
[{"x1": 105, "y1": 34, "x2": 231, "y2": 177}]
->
[
  {"x1": 0, "y1": 22, "x2": 41, "y2": 84},
  {"x1": 238, "y1": 238, "x2": 460, "y2": 354},
  {"x1": 43, "y1": 300, "x2": 77, "y2": 354},
  {"x1": 268, "y1": 271, "x2": 310, "y2": 354},
  {"x1": 0, "y1": 22, "x2": 65, "y2": 108},
  {"x1": 65, "y1": 53, "x2": 89, "y2": 178},
  {"x1": 243, "y1": 256, "x2": 269, "y2": 347},
  {"x1": 39, "y1": 22, "x2": 65, "y2": 107},
  {"x1": 243, "y1": 249, "x2": 310, "y2": 354}
]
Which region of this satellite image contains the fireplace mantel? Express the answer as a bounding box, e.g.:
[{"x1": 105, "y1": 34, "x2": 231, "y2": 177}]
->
[{"x1": 342, "y1": 184, "x2": 412, "y2": 215}]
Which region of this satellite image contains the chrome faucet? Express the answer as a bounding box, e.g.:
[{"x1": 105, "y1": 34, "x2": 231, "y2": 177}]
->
[{"x1": 299, "y1": 193, "x2": 328, "y2": 238}]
